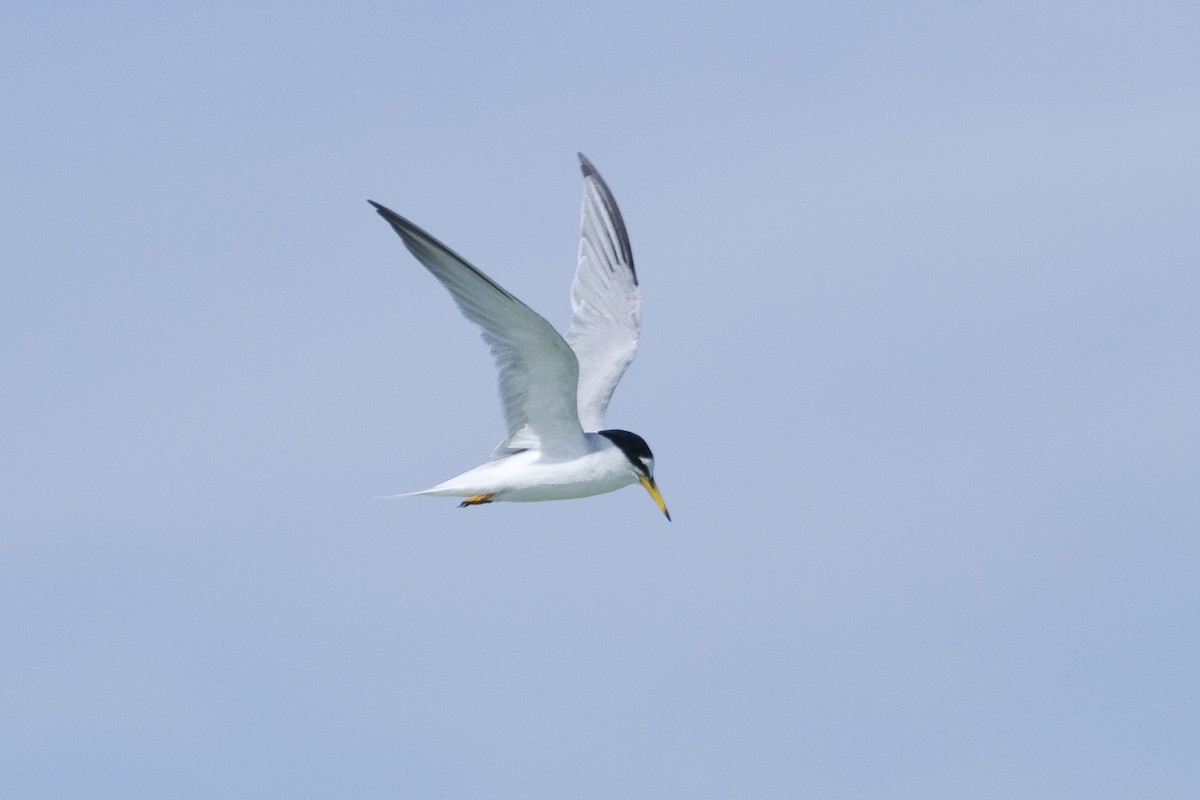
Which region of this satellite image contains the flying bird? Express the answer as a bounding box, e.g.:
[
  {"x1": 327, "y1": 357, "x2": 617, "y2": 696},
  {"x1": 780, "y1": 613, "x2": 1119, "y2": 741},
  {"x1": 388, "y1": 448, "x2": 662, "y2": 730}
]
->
[{"x1": 370, "y1": 154, "x2": 670, "y2": 520}]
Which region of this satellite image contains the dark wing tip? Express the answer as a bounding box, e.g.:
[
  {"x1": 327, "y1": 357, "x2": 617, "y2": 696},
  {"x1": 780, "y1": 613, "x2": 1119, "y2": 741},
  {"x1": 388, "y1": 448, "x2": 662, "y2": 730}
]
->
[
  {"x1": 574, "y1": 154, "x2": 637, "y2": 285},
  {"x1": 367, "y1": 198, "x2": 423, "y2": 252},
  {"x1": 368, "y1": 200, "x2": 423, "y2": 242},
  {"x1": 368, "y1": 197, "x2": 520, "y2": 303},
  {"x1": 368, "y1": 199, "x2": 402, "y2": 224},
  {"x1": 578, "y1": 152, "x2": 598, "y2": 178}
]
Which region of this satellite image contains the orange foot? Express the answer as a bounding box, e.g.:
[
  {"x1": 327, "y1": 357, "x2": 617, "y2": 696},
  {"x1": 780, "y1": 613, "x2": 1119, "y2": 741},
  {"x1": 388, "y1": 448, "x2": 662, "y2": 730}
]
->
[{"x1": 459, "y1": 493, "x2": 495, "y2": 507}]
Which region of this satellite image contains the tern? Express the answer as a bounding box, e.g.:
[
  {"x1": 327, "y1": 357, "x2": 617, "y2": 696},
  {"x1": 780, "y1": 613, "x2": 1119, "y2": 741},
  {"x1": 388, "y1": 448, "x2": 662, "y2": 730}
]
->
[{"x1": 370, "y1": 154, "x2": 670, "y2": 520}]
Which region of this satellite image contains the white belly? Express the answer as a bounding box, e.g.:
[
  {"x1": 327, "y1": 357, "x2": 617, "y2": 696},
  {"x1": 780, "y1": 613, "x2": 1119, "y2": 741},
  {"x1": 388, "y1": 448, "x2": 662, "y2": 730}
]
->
[{"x1": 415, "y1": 446, "x2": 637, "y2": 502}]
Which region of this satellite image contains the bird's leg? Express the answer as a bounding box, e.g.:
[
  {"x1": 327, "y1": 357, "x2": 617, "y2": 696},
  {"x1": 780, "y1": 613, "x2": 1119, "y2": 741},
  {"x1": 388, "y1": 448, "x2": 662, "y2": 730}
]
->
[{"x1": 458, "y1": 494, "x2": 495, "y2": 507}]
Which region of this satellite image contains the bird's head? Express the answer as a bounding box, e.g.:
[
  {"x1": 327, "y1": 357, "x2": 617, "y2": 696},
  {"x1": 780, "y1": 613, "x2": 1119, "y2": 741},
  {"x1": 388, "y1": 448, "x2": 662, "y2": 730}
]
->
[{"x1": 599, "y1": 429, "x2": 671, "y2": 521}]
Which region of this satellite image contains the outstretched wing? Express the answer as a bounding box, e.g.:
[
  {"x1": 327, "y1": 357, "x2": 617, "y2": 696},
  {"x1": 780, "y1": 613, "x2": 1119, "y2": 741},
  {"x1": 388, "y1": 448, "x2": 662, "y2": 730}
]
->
[
  {"x1": 370, "y1": 201, "x2": 587, "y2": 457},
  {"x1": 565, "y1": 154, "x2": 641, "y2": 432}
]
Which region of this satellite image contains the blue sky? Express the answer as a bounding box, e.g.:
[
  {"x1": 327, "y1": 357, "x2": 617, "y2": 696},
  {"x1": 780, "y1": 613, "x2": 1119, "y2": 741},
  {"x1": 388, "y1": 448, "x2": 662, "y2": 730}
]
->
[{"x1": 3, "y1": 1, "x2": 1199, "y2": 797}]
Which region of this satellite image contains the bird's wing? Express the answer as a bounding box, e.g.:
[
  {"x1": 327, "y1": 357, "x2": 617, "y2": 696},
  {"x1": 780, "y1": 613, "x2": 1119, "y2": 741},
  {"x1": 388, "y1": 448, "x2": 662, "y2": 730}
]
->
[
  {"x1": 565, "y1": 154, "x2": 642, "y2": 432},
  {"x1": 370, "y1": 201, "x2": 587, "y2": 457}
]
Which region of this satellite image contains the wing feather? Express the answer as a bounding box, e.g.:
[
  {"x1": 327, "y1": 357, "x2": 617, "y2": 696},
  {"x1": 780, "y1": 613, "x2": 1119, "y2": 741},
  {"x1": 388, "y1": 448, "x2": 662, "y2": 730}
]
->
[
  {"x1": 370, "y1": 201, "x2": 586, "y2": 457},
  {"x1": 566, "y1": 154, "x2": 641, "y2": 431}
]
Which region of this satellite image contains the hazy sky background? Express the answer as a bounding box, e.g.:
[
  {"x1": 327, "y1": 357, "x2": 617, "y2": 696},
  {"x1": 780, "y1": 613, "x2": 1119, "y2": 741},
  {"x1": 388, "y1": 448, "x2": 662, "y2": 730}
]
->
[{"x1": 3, "y1": 2, "x2": 1198, "y2": 797}]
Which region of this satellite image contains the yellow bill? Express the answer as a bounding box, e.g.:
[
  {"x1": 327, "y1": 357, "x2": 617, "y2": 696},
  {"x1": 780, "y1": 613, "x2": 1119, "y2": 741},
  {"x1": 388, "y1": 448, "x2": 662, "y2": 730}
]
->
[{"x1": 638, "y1": 475, "x2": 671, "y2": 521}]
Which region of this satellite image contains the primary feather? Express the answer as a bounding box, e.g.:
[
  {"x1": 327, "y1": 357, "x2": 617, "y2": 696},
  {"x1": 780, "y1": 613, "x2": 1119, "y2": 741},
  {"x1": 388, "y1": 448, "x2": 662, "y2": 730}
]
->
[
  {"x1": 567, "y1": 154, "x2": 642, "y2": 432},
  {"x1": 368, "y1": 202, "x2": 587, "y2": 458}
]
